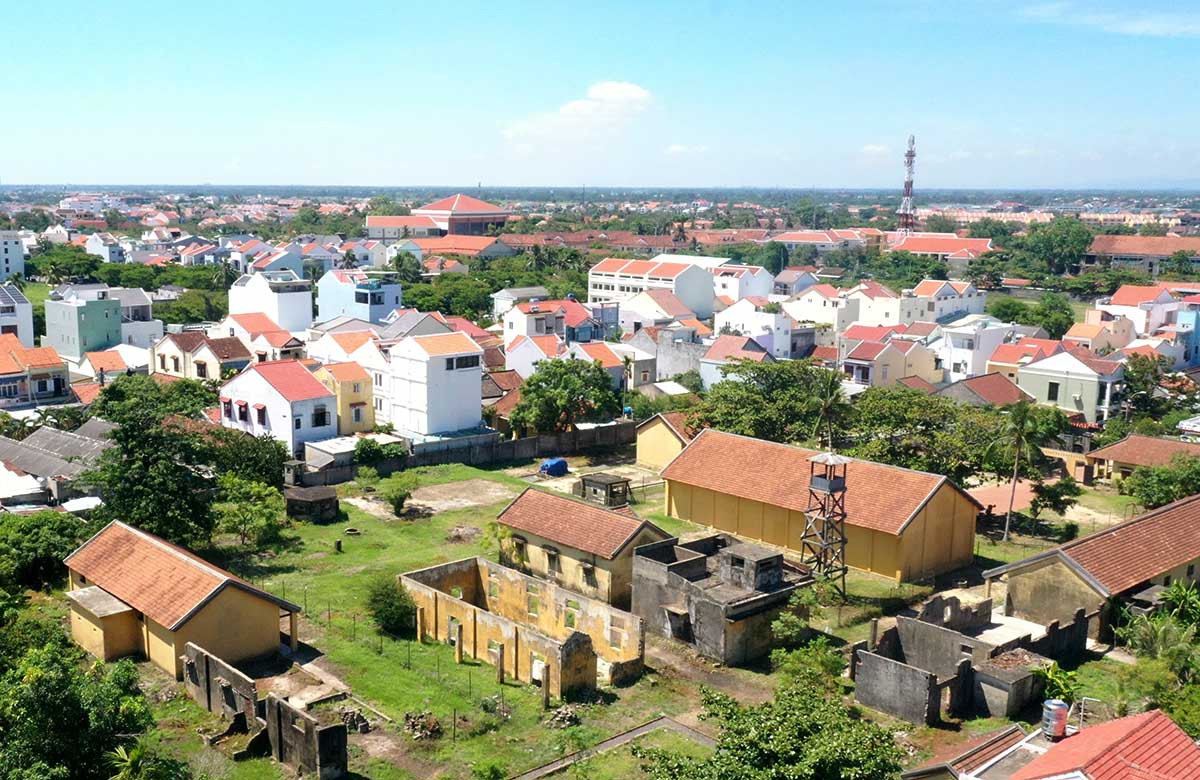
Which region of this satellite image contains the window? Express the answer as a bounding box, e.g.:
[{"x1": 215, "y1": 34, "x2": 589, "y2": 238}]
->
[
  {"x1": 36, "y1": 380, "x2": 46, "y2": 393},
  {"x1": 195, "y1": 361, "x2": 207, "y2": 379},
  {"x1": 352, "y1": 383, "x2": 361, "y2": 394},
  {"x1": 222, "y1": 400, "x2": 233, "y2": 418},
  {"x1": 1164, "y1": 575, "x2": 1173, "y2": 586},
  {"x1": 487, "y1": 575, "x2": 499, "y2": 598},
  {"x1": 456, "y1": 355, "x2": 480, "y2": 369},
  {"x1": 256, "y1": 406, "x2": 266, "y2": 425},
  {"x1": 526, "y1": 595, "x2": 539, "y2": 616},
  {"x1": 312, "y1": 405, "x2": 330, "y2": 427},
  {"x1": 374, "y1": 372, "x2": 382, "y2": 387},
  {"x1": 237, "y1": 403, "x2": 248, "y2": 422},
  {"x1": 158, "y1": 354, "x2": 166, "y2": 370},
  {"x1": 1047, "y1": 382, "x2": 1060, "y2": 402},
  {"x1": 352, "y1": 406, "x2": 362, "y2": 423},
  {"x1": 544, "y1": 547, "x2": 560, "y2": 574},
  {"x1": 1189, "y1": 564, "x2": 1195, "y2": 578},
  {"x1": 0, "y1": 384, "x2": 18, "y2": 399},
  {"x1": 294, "y1": 416, "x2": 302, "y2": 430},
  {"x1": 445, "y1": 358, "x2": 455, "y2": 370},
  {"x1": 730, "y1": 556, "x2": 744, "y2": 572},
  {"x1": 171, "y1": 356, "x2": 180, "y2": 372}
]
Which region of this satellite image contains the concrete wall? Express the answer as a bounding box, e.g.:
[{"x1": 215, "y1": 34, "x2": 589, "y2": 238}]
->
[
  {"x1": 854, "y1": 649, "x2": 940, "y2": 726},
  {"x1": 265, "y1": 693, "x2": 348, "y2": 780},
  {"x1": 182, "y1": 642, "x2": 259, "y2": 727},
  {"x1": 1003, "y1": 556, "x2": 1105, "y2": 631},
  {"x1": 171, "y1": 586, "x2": 284, "y2": 679},
  {"x1": 895, "y1": 617, "x2": 991, "y2": 679},
  {"x1": 401, "y1": 557, "x2": 643, "y2": 697}
]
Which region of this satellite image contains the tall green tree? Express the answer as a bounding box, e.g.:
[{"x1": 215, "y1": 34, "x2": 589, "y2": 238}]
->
[
  {"x1": 986, "y1": 401, "x2": 1066, "y2": 541},
  {"x1": 1023, "y1": 217, "x2": 1094, "y2": 275},
  {"x1": 806, "y1": 367, "x2": 851, "y2": 448},
  {"x1": 634, "y1": 682, "x2": 901, "y2": 780},
  {"x1": 692, "y1": 359, "x2": 827, "y2": 444},
  {"x1": 213, "y1": 473, "x2": 285, "y2": 547},
  {"x1": 509, "y1": 358, "x2": 620, "y2": 434}
]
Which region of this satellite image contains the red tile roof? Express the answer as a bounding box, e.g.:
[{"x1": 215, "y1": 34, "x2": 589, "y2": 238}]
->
[
  {"x1": 406, "y1": 235, "x2": 499, "y2": 255},
  {"x1": 229, "y1": 312, "x2": 282, "y2": 335},
  {"x1": 71, "y1": 382, "x2": 103, "y2": 405},
  {"x1": 84, "y1": 350, "x2": 127, "y2": 373},
  {"x1": 1011, "y1": 709, "x2": 1200, "y2": 780},
  {"x1": 488, "y1": 369, "x2": 523, "y2": 392},
  {"x1": 1087, "y1": 434, "x2": 1200, "y2": 469},
  {"x1": 497, "y1": 488, "x2": 668, "y2": 559},
  {"x1": 242, "y1": 360, "x2": 334, "y2": 403},
  {"x1": 661, "y1": 429, "x2": 978, "y2": 536},
  {"x1": 703, "y1": 335, "x2": 770, "y2": 363},
  {"x1": 948, "y1": 372, "x2": 1031, "y2": 406},
  {"x1": 443, "y1": 316, "x2": 490, "y2": 339},
  {"x1": 1089, "y1": 234, "x2": 1200, "y2": 259},
  {"x1": 897, "y1": 376, "x2": 937, "y2": 394},
  {"x1": 637, "y1": 411, "x2": 696, "y2": 444},
  {"x1": 330, "y1": 331, "x2": 375, "y2": 353},
  {"x1": 891, "y1": 235, "x2": 992, "y2": 257},
  {"x1": 910, "y1": 725, "x2": 1027, "y2": 775},
  {"x1": 989, "y1": 340, "x2": 1058, "y2": 366},
  {"x1": 411, "y1": 331, "x2": 481, "y2": 357},
  {"x1": 321, "y1": 361, "x2": 370, "y2": 382},
  {"x1": 365, "y1": 215, "x2": 439, "y2": 228},
  {"x1": 809, "y1": 345, "x2": 839, "y2": 362},
  {"x1": 843, "y1": 324, "x2": 906, "y2": 342},
  {"x1": 644, "y1": 289, "x2": 694, "y2": 318},
  {"x1": 677, "y1": 317, "x2": 712, "y2": 336},
  {"x1": 994, "y1": 493, "x2": 1200, "y2": 596},
  {"x1": 205, "y1": 337, "x2": 252, "y2": 361},
  {"x1": 1109, "y1": 284, "x2": 1173, "y2": 306},
  {"x1": 845, "y1": 340, "x2": 889, "y2": 361},
  {"x1": 415, "y1": 193, "x2": 506, "y2": 213},
  {"x1": 574, "y1": 341, "x2": 622, "y2": 369},
  {"x1": 65, "y1": 521, "x2": 299, "y2": 630}
]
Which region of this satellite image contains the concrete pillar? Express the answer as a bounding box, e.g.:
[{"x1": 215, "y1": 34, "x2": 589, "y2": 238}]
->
[
  {"x1": 985, "y1": 578, "x2": 993, "y2": 599},
  {"x1": 289, "y1": 612, "x2": 299, "y2": 652},
  {"x1": 496, "y1": 644, "x2": 505, "y2": 685},
  {"x1": 542, "y1": 671, "x2": 551, "y2": 709},
  {"x1": 415, "y1": 606, "x2": 425, "y2": 642},
  {"x1": 868, "y1": 618, "x2": 879, "y2": 649},
  {"x1": 454, "y1": 623, "x2": 464, "y2": 664}
]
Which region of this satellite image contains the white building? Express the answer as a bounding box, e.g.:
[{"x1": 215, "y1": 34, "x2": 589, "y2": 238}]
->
[
  {"x1": 619, "y1": 289, "x2": 696, "y2": 332},
  {"x1": 587, "y1": 256, "x2": 717, "y2": 318},
  {"x1": 505, "y1": 334, "x2": 563, "y2": 379},
  {"x1": 711, "y1": 264, "x2": 773, "y2": 300},
  {"x1": 714, "y1": 297, "x2": 793, "y2": 359},
  {"x1": 389, "y1": 332, "x2": 483, "y2": 436},
  {"x1": 1096, "y1": 285, "x2": 1179, "y2": 337},
  {"x1": 0, "y1": 231, "x2": 27, "y2": 278},
  {"x1": 0, "y1": 283, "x2": 34, "y2": 346},
  {"x1": 228, "y1": 271, "x2": 313, "y2": 333},
  {"x1": 218, "y1": 360, "x2": 337, "y2": 458},
  {"x1": 84, "y1": 233, "x2": 125, "y2": 263},
  {"x1": 781, "y1": 284, "x2": 860, "y2": 331},
  {"x1": 908, "y1": 280, "x2": 987, "y2": 322},
  {"x1": 930, "y1": 315, "x2": 1020, "y2": 383}
]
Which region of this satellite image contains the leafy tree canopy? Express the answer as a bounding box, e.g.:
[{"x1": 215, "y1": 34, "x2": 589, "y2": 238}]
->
[{"x1": 509, "y1": 358, "x2": 620, "y2": 434}]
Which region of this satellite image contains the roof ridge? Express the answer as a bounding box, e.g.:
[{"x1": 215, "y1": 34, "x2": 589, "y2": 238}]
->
[
  {"x1": 1059, "y1": 491, "x2": 1200, "y2": 553},
  {"x1": 112, "y1": 520, "x2": 231, "y2": 582}
]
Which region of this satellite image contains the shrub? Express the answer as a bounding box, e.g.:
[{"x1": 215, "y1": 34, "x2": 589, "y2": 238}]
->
[
  {"x1": 366, "y1": 575, "x2": 416, "y2": 636},
  {"x1": 356, "y1": 466, "x2": 380, "y2": 492},
  {"x1": 380, "y1": 472, "x2": 420, "y2": 515},
  {"x1": 1034, "y1": 661, "x2": 1080, "y2": 703}
]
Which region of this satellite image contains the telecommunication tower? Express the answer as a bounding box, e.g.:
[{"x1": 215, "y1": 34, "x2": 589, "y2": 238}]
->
[
  {"x1": 801, "y1": 452, "x2": 850, "y2": 599},
  {"x1": 897, "y1": 135, "x2": 916, "y2": 235}
]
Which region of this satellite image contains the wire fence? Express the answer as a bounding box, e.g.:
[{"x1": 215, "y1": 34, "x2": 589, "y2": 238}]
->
[{"x1": 259, "y1": 577, "x2": 550, "y2": 745}]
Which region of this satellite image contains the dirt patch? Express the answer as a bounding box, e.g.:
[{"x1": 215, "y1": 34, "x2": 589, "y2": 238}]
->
[
  {"x1": 406, "y1": 478, "x2": 517, "y2": 513},
  {"x1": 344, "y1": 496, "x2": 395, "y2": 520},
  {"x1": 643, "y1": 635, "x2": 774, "y2": 706},
  {"x1": 352, "y1": 727, "x2": 442, "y2": 777},
  {"x1": 446, "y1": 525, "x2": 482, "y2": 544}
]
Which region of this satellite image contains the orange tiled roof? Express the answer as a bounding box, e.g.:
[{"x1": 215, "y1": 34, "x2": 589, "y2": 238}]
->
[
  {"x1": 65, "y1": 521, "x2": 299, "y2": 630},
  {"x1": 411, "y1": 331, "x2": 481, "y2": 357},
  {"x1": 661, "y1": 429, "x2": 978, "y2": 536},
  {"x1": 1087, "y1": 434, "x2": 1200, "y2": 469},
  {"x1": 497, "y1": 488, "x2": 667, "y2": 559}
]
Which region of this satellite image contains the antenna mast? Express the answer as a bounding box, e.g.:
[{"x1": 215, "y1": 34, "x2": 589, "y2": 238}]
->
[{"x1": 897, "y1": 135, "x2": 916, "y2": 235}]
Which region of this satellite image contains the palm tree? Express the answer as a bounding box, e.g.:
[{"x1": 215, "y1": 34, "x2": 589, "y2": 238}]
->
[
  {"x1": 5, "y1": 273, "x2": 24, "y2": 291},
  {"x1": 1118, "y1": 613, "x2": 1198, "y2": 680},
  {"x1": 986, "y1": 401, "x2": 1059, "y2": 542},
  {"x1": 807, "y1": 368, "x2": 851, "y2": 449}
]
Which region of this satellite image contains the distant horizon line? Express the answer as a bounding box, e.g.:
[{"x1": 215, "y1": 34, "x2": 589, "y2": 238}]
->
[{"x1": 3, "y1": 183, "x2": 1199, "y2": 194}]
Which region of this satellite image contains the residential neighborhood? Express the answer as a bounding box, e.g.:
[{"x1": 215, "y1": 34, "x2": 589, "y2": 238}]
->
[{"x1": 4, "y1": 3, "x2": 1200, "y2": 778}]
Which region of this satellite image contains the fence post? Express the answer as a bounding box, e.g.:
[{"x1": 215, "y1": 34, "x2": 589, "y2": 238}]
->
[
  {"x1": 496, "y1": 644, "x2": 505, "y2": 685},
  {"x1": 454, "y1": 623, "x2": 464, "y2": 664},
  {"x1": 415, "y1": 606, "x2": 425, "y2": 641}
]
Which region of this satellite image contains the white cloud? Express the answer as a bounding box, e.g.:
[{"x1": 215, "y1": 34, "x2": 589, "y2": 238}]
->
[
  {"x1": 1022, "y1": 3, "x2": 1200, "y2": 37},
  {"x1": 860, "y1": 143, "x2": 889, "y2": 156},
  {"x1": 503, "y1": 81, "x2": 653, "y2": 145},
  {"x1": 666, "y1": 143, "x2": 708, "y2": 155}
]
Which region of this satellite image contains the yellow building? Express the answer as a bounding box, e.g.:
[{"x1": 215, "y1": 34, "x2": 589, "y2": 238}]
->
[
  {"x1": 314, "y1": 361, "x2": 375, "y2": 434},
  {"x1": 660, "y1": 429, "x2": 981, "y2": 582},
  {"x1": 65, "y1": 521, "x2": 301, "y2": 679},
  {"x1": 496, "y1": 488, "x2": 670, "y2": 608},
  {"x1": 635, "y1": 411, "x2": 695, "y2": 472}
]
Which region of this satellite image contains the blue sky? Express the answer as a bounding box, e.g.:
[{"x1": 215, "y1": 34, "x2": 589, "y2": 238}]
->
[{"x1": 2, "y1": 1, "x2": 1198, "y2": 188}]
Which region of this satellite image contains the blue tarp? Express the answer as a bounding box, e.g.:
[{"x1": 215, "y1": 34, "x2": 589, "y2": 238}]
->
[{"x1": 539, "y1": 457, "x2": 568, "y2": 477}]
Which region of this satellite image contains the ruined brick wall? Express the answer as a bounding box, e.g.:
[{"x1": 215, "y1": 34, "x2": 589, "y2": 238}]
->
[
  {"x1": 402, "y1": 557, "x2": 644, "y2": 695},
  {"x1": 264, "y1": 693, "x2": 347, "y2": 780},
  {"x1": 854, "y1": 649, "x2": 941, "y2": 726},
  {"x1": 182, "y1": 643, "x2": 258, "y2": 728}
]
